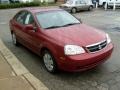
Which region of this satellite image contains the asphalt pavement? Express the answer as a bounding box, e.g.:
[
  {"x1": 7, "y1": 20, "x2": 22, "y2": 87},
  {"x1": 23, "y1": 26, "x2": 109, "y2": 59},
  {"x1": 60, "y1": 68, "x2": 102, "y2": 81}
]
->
[{"x1": 0, "y1": 7, "x2": 120, "y2": 90}]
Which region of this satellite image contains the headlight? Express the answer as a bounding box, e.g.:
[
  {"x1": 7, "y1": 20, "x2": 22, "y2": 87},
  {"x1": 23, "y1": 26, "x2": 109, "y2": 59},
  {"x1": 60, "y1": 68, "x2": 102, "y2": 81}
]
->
[
  {"x1": 64, "y1": 45, "x2": 85, "y2": 55},
  {"x1": 106, "y1": 33, "x2": 111, "y2": 44}
]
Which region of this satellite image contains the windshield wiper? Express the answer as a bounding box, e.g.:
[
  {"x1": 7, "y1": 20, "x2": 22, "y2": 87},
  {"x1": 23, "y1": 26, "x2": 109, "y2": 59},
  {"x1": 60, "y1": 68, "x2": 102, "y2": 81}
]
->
[
  {"x1": 45, "y1": 26, "x2": 61, "y2": 29},
  {"x1": 62, "y1": 23, "x2": 80, "y2": 27},
  {"x1": 44, "y1": 23, "x2": 80, "y2": 29}
]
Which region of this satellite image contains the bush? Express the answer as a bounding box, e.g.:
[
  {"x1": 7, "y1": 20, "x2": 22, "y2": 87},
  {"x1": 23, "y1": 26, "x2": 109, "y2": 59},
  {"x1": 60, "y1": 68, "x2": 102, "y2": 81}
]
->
[{"x1": 0, "y1": 2, "x2": 41, "y2": 9}]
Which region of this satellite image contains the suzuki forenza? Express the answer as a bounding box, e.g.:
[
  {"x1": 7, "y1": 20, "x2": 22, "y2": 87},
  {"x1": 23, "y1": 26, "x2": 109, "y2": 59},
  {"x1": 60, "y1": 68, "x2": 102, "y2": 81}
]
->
[{"x1": 9, "y1": 8, "x2": 113, "y2": 73}]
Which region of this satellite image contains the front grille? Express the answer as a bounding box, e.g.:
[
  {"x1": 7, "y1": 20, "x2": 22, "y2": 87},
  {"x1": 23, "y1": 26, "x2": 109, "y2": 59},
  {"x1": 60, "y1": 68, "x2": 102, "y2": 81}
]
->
[{"x1": 86, "y1": 40, "x2": 107, "y2": 53}]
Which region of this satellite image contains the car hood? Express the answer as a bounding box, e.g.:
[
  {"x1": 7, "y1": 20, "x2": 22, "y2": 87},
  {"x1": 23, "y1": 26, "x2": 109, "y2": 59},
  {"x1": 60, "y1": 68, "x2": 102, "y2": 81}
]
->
[{"x1": 44, "y1": 24, "x2": 106, "y2": 47}]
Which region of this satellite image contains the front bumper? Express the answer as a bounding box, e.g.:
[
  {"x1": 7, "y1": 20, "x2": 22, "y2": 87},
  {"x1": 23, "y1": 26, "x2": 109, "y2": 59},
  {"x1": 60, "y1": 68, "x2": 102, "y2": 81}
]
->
[{"x1": 57, "y1": 43, "x2": 113, "y2": 72}]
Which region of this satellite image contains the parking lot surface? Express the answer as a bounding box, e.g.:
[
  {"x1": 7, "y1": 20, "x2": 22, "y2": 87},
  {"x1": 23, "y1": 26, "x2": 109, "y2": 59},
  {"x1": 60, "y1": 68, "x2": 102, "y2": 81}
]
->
[{"x1": 0, "y1": 8, "x2": 120, "y2": 90}]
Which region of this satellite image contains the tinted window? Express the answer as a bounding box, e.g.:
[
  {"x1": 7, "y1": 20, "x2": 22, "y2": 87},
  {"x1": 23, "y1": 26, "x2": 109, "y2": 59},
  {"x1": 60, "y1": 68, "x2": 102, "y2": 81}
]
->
[
  {"x1": 15, "y1": 11, "x2": 27, "y2": 24},
  {"x1": 24, "y1": 13, "x2": 34, "y2": 25}
]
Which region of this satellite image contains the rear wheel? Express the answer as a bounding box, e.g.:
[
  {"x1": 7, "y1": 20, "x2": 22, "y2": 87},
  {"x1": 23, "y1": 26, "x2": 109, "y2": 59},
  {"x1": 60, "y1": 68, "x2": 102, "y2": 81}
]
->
[
  {"x1": 88, "y1": 6, "x2": 93, "y2": 11},
  {"x1": 103, "y1": 2, "x2": 108, "y2": 9},
  {"x1": 109, "y1": 6, "x2": 113, "y2": 9},
  {"x1": 12, "y1": 33, "x2": 19, "y2": 46},
  {"x1": 42, "y1": 50, "x2": 57, "y2": 73},
  {"x1": 71, "y1": 8, "x2": 77, "y2": 13}
]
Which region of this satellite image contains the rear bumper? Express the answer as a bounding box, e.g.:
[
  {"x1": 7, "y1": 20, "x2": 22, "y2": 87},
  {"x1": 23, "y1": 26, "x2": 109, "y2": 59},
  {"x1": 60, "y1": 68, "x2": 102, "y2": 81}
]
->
[
  {"x1": 57, "y1": 43, "x2": 113, "y2": 72},
  {"x1": 59, "y1": 6, "x2": 72, "y2": 12}
]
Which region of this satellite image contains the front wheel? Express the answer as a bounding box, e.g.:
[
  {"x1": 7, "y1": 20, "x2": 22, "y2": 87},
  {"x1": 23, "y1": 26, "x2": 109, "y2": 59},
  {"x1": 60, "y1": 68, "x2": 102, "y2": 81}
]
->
[
  {"x1": 42, "y1": 50, "x2": 57, "y2": 73},
  {"x1": 88, "y1": 6, "x2": 93, "y2": 11},
  {"x1": 71, "y1": 8, "x2": 77, "y2": 13}
]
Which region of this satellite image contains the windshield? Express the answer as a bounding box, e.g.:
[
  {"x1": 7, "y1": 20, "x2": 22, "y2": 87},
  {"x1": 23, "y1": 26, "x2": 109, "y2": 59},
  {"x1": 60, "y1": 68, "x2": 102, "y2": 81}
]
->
[{"x1": 36, "y1": 10, "x2": 80, "y2": 29}]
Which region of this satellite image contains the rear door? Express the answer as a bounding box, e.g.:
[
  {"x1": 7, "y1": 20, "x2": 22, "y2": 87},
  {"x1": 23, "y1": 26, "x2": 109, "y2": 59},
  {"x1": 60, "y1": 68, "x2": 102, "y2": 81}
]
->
[
  {"x1": 76, "y1": 0, "x2": 87, "y2": 10},
  {"x1": 80, "y1": 0, "x2": 90, "y2": 9},
  {"x1": 12, "y1": 11, "x2": 28, "y2": 45}
]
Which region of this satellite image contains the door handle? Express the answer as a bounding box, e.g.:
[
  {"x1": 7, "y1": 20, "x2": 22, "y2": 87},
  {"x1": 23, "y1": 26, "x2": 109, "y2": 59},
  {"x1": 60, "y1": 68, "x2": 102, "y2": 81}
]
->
[{"x1": 28, "y1": 30, "x2": 36, "y2": 33}]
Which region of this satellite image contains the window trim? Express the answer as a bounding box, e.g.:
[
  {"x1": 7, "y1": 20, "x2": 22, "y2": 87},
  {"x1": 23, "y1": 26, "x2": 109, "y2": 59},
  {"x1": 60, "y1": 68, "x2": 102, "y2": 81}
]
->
[
  {"x1": 24, "y1": 12, "x2": 35, "y2": 25},
  {"x1": 14, "y1": 10, "x2": 27, "y2": 25},
  {"x1": 14, "y1": 10, "x2": 36, "y2": 26}
]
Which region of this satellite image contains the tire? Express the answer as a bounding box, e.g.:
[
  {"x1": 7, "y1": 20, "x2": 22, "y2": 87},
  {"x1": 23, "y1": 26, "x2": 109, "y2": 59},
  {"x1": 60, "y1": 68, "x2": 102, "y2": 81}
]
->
[
  {"x1": 103, "y1": 2, "x2": 108, "y2": 9},
  {"x1": 109, "y1": 6, "x2": 113, "y2": 9},
  {"x1": 12, "y1": 33, "x2": 19, "y2": 46},
  {"x1": 71, "y1": 8, "x2": 77, "y2": 14},
  {"x1": 42, "y1": 50, "x2": 57, "y2": 73},
  {"x1": 88, "y1": 6, "x2": 93, "y2": 11}
]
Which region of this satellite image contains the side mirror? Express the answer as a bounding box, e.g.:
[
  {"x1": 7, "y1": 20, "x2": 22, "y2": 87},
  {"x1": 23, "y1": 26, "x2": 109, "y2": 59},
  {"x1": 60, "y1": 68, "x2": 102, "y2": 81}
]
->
[{"x1": 25, "y1": 24, "x2": 37, "y2": 32}]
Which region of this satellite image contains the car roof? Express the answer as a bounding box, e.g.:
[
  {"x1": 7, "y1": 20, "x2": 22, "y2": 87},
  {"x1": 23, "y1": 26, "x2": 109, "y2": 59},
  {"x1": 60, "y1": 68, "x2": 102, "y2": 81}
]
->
[{"x1": 23, "y1": 7, "x2": 63, "y2": 14}]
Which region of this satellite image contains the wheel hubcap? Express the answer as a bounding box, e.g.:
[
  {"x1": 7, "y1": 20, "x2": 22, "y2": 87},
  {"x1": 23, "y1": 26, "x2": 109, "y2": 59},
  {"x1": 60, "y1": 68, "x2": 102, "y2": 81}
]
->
[
  {"x1": 72, "y1": 8, "x2": 76, "y2": 13},
  {"x1": 43, "y1": 53, "x2": 54, "y2": 71},
  {"x1": 12, "y1": 34, "x2": 16, "y2": 44},
  {"x1": 90, "y1": 7, "x2": 92, "y2": 10}
]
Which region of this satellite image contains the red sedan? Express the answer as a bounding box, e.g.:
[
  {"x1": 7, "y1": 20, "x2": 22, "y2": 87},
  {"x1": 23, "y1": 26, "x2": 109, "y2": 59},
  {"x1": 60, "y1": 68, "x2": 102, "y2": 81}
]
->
[{"x1": 9, "y1": 8, "x2": 113, "y2": 73}]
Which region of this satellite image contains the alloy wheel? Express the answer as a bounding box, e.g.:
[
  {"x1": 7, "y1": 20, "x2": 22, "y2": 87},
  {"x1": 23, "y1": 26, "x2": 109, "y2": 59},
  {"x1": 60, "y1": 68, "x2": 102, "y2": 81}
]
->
[
  {"x1": 71, "y1": 8, "x2": 77, "y2": 13},
  {"x1": 43, "y1": 52, "x2": 54, "y2": 72}
]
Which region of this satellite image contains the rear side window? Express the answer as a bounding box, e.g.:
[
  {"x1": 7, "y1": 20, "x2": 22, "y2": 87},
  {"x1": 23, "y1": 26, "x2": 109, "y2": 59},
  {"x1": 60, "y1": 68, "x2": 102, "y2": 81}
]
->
[
  {"x1": 79, "y1": 0, "x2": 86, "y2": 4},
  {"x1": 15, "y1": 11, "x2": 27, "y2": 24}
]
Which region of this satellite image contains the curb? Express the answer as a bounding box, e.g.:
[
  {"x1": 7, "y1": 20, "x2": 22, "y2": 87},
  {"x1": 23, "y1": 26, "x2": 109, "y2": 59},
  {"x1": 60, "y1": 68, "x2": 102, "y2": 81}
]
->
[{"x1": 0, "y1": 39, "x2": 48, "y2": 90}]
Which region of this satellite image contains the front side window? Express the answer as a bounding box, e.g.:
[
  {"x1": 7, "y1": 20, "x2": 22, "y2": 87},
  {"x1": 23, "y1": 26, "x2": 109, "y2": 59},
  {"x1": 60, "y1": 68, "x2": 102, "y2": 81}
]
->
[
  {"x1": 24, "y1": 13, "x2": 34, "y2": 25},
  {"x1": 36, "y1": 10, "x2": 80, "y2": 29}
]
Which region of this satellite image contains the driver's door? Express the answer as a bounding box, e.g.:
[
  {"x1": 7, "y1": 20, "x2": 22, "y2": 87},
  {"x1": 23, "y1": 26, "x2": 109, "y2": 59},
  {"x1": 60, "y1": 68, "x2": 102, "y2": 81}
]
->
[{"x1": 23, "y1": 12, "x2": 41, "y2": 54}]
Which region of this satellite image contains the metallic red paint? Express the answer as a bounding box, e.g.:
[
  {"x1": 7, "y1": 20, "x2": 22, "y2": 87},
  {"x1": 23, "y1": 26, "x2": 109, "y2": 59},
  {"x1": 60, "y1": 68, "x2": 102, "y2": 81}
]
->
[
  {"x1": 9, "y1": 8, "x2": 114, "y2": 72},
  {"x1": 57, "y1": 43, "x2": 113, "y2": 72}
]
